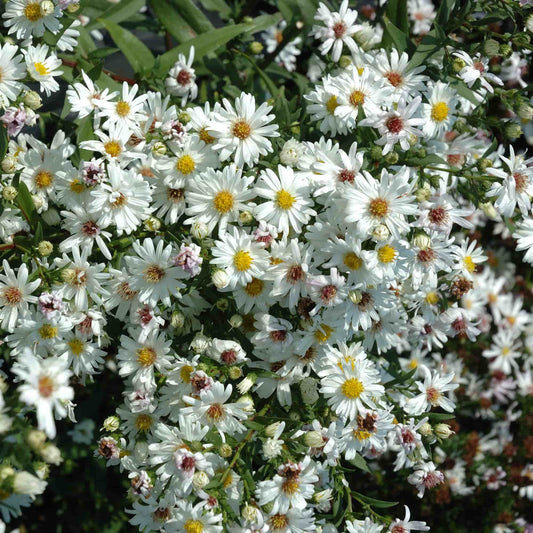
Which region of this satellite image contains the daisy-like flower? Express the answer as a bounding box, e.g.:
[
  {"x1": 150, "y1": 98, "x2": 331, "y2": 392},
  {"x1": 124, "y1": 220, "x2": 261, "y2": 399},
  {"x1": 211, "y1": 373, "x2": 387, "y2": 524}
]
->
[
  {"x1": 319, "y1": 353, "x2": 384, "y2": 421},
  {"x1": 513, "y1": 217, "x2": 533, "y2": 264},
  {"x1": 453, "y1": 51, "x2": 503, "y2": 95},
  {"x1": 60, "y1": 332, "x2": 106, "y2": 382},
  {"x1": 360, "y1": 96, "x2": 425, "y2": 154},
  {"x1": 181, "y1": 382, "x2": 249, "y2": 439},
  {"x1": 125, "y1": 238, "x2": 187, "y2": 307},
  {"x1": 312, "y1": 0, "x2": 359, "y2": 62},
  {"x1": 263, "y1": 20, "x2": 302, "y2": 72},
  {"x1": 185, "y1": 165, "x2": 255, "y2": 235},
  {"x1": 12, "y1": 349, "x2": 73, "y2": 438},
  {"x1": 165, "y1": 46, "x2": 198, "y2": 107},
  {"x1": 0, "y1": 260, "x2": 40, "y2": 333},
  {"x1": 346, "y1": 517, "x2": 384, "y2": 533},
  {"x1": 451, "y1": 239, "x2": 487, "y2": 280},
  {"x1": 2, "y1": 0, "x2": 62, "y2": 41},
  {"x1": 211, "y1": 227, "x2": 270, "y2": 288},
  {"x1": 66, "y1": 70, "x2": 117, "y2": 119},
  {"x1": 344, "y1": 167, "x2": 417, "y2": 238},
  {"x1": 254, "y1": 166, "x2": 316, "y2": 236},
  {"x1": 372, "y1": 49, "x2": 427, "y2": 98},
  {"x1": 96, "y1": 82, "x2": 148, "y2": 130},
  {"x1": 404, "y1": 364, "x2": 458, "y2": 415},
  {"x1": 389, "y1": 505, "x2": 430, "y2": 532},
  {"x1": 255, "y1": 456, "x2": 319, "y2": 514},
  {"x1": 407, "y1": 461, "x2": 445, "y2": 498},
  {"x1": 117, "y1": 330, "x2": 173, "y2": 390},
  {"x1": 23, "y1": 44, "x2": 63, "y2": 96},
  {"x1": 0, "y1": 43, "x2": 26, "y2": 102},
  {"x1": 487, "y1": 146, "x2": 533, "y2": 217},
  {"x1": 482, "y1": 329, "x2": 521, "y2": 374},
  {"x1": 172, "y1": 501, "x2": 223, "y2": 533},
  {"x1": 53, "y1": 245, "x2": 110, "y2": 310},
  {"x1": 423, "y1": 82, "x2": 457, "y2": 137},
  {"x1": 264, "y1": 508, "x2": 316, "y2": 533},
  {"x1": 208, "y1": 92, "x2": 279, "y2": 167},
  {"x1": 408, "y1": 0, "x2": 436, "y2": 35},
  {"x1": 90, "y1": 163, "x2": 151, "y2": 236}
]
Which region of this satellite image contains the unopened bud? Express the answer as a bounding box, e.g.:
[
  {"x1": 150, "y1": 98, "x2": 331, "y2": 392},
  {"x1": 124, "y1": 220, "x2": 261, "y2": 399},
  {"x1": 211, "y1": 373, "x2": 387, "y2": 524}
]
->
[
  {"x1": 452, "y1": 57, "x2": 466, "y2": 72},
  {"x1": 370, "y1": 145, "x2": 383, "y2": 160},
  {"x1": 40, "y1": 1, "x2": 54, "y2": 16},
  {"x1": 26, "y1": 430, "x2": 47, "y2": 451},
  {"x1": 518, "y1": 103, "x2": 533, "y2": 121},
  {"x1": 413, "y1": 232, "x2": 431, "y2": 250},
  {"x1": 419, "y1": 422, "x2": 433, "y2": 436},
  {"x1": 1, "y1": 156, "x2": 17, "y2": 174},
  {"x1": 191, "y1": 221, "x2": 209, "y2": 239},
  {"x1": 228, "y1": 366, "x2": 242, "y2": 379},
  {"x1": 265, "y1": 422, "x2": 282, "y2": 438},
  {"x1": 23, "y1": 90, "x2": 42, "y2": 110},
  {"x1": 499, "y1": 44, "x2": 513, "y2": 58},
  {"x1": 415, "y1": 186, "x2": 431, "y2": 203},
  {"x1": 229, "y1": 314, "x2": 243, "y2": 328},
  {"x1": 249, "y1": 41, "x2": 263, "y2": 54},
  {"x1": 304, "y1": 430, "x2": 324, "y2": 448},
  {"x1": 2, "y1": 185, "x2": 17, "y2": 200},
  {"x1": 143, "y1": 216, "x2": 161, "y2": 231},
  {"x1": 102, "y1": 416, "x2": 120, "y2": 432},
  {"x1": 242, "y1": 504, "x2": 259, "y2": 522},
  {"x1": 434, "y1": 423, "x2": 455, "y2": 439},
  {"x1": 151, "y1": 141, "x2": 167, "y2": 156},
  {"x1": 38, "y1": 241, "x2": 53, "y2": 256},
  {"x1": 477, "y1": 158, "x2": 493, "y2": 172},
  {"x1": 211, "y1": 269, "x2": 228, "y2": 289},
  {"x1": 178, "y1": 111, "x2": 190, "y2": 125},
  {"x1": 239, "y1": 210, "x2": 254, "y2": 224},
  {"x1": 66, "y1": 3, "x2": 80, "y2": 13},
  {"x1": 215, "y1": 298, "x2": 229, "y2": 311},
  {"x1": 219, "y1": 443, "x2": 232, "y2": 458},
  {"x1": 371, "y1": 224, "x2": 389, "y2": 242},
  {"x1": 505, "y1": 122, "x2": 522, "y2": 140},
  {"x1": 338, "y1": 55, "x2": 352, "y2": 68},
  {"x1": 192, "y1": 471, "x2": 209, "y2": 490},
  {"x1": 348, "y1": 289, "x2": 362, "y2": 304},
  {"x1": 483, "y1": 39, "x2": 500, "y2": 57},
  {"x1": 385, "y1": 151, "x2": 399, "y2": 165}
]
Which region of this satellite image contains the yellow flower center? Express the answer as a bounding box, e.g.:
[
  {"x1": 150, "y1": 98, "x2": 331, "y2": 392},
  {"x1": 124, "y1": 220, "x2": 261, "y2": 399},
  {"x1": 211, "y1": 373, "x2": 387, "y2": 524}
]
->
[
  {"x1": 104, "y1": 140, "x2": 122, "y2": 158},
  {"x1": 431, "y1": 101, "x2": 449, "y2": 122},
  {"x1": 69, "y1": 179, "x2": 85, "y2": 193},
  {"x1": 39, "y1": 324, "x2": 58, "y2": 339},
  {"x1": 357, "y1": 67, "x2": 364, "y2": 75},
  {"x1": 183, "y1": 520, "x2": 204, "y2": 533},
  {"x1": 269, "y1": 514, "x2": 289, "y2": 531},
  {"x1": 206, "y1": 403, "x2": 224, "y2": 421},
  {"x1": 463, "y1": 256, "x2": 476, "y2": 273},
  {"x1": 34, "y1": 170, "x2": 53, "y2": 188},
  {"x1": 349, "y1": 89, "x2": 365, "y2": 107},
  {"x1": 369, "y1": 198, "x2": 389, "y2": 218},
  {"x1": 137, "y1": 347, "x2": 157, "y2": 367},
  {"x1": 199, "y1": 127, "x2": 215, "y2": 144},
  {"x1": 354, "y1": 429, "x2": 372, "y2": 441},
  {"x1": 115, "y1": 100, "x2": 130, "y2": 117},
  {"x1": 341, "y1": 378, "x2": 365, "y2": 399},
  {"x1": 2, "y1": 287, "x2": 22, "y2": 305},
  {"x1": 213, "y1": 190, "x2": 234, "y2": 213},
  {"x1": 233, "y1": 250, "x2": 253, "y2": 272},
  {"x1": 276, "y1": 189, "x2": 295, "y2": 210},
  {"x1": 24, "y1": 3, "x2": 42, "y2": 21},
  {"x1": 343, "y1": 252, "x2": 363, "y2": 270},
  {"x1": 135, "y1": 414, "x2": 153, "y2": 431},
  {"x1": 281, "y1": 478, "x2": 300, "y2": 494},
  {"x1": 378, "y1": 244, "x2": 396, "y2": 264},
  {"x1": 176, "y1": 154, "x2": 196, "y2": 175},
  {"x1": 244, "y1": 277, "x2": 264, "y2": 297},
  {"x1": 409, "y1": 359, "x2": 418, "y2": 369},
  {"x1": 111, "y1": 192, "x2": 128, "y2": 208},
  {"x1": 68, "y1": 338, "x2": 85, "y2": 356},
  {"x1": 425, "y1": 291, "x2": 439, "y2": 305},
  {"x1": 38, "y1": 376, "x2": 54, "y2": 398},
  {"x1": 326, "y1": 95, "x2": 339, "y2": 115},
  {"x1": 232, "y1": 120, "x2": 251, "y2": 140},
  {"x1": 34, "y1": 62, "x2": 48, "y2": 76},
  {"x1": 143, "y1": 265, "x2": 165, "y2": 283},
  {"x1": 502, "y1": 346, "x2": 510, "y2": 356},
  {"x1": 314, "y1": 323, "x2": 333, "y2": 344},
  {"x1": 180, "y1": 364, "x2": 194, "y2": 382}
]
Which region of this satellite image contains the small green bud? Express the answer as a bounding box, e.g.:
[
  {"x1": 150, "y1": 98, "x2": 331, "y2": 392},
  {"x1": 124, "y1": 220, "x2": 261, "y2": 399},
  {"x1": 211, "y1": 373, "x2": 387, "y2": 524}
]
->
[
  {"x1": 518, "y1": 102, "x2": 533, "y2": 121},
  {"x1": 370, "y1": 145, "x2": 383, "y2": 160},
  {"x1": 477, "y1": 158, "x2": 493, "y2": 172},
  {"x1": 178, "y1": 111, "x2": 190, "y2": 124},
  {"x1": 505, "y1": 122, "x2": 522, "y2": 139},
  {"x1": 499, "y1": 44, "x2": 513, "y2": 58},
  {"x1": 452, "y1": 57, "x2": 466, "y2": 72},
  {"x1": 249, "y1": 41, "x2": 263, "y2": 54},
  {"x1": 38, "y1": 241, "x2": 53, "y2": 257},
  {"x1": 338, "y1": 55, "x2": 352, "y2": 68},
  {"x1": 513, "y1": 33, "x2": 531, "y2": 46},
  {"x1": 483, "y1": 39, "x2": 500, "y2": 57},
  {"x1": 385, "y1": 151, "x2": 399, "y2": 165}
]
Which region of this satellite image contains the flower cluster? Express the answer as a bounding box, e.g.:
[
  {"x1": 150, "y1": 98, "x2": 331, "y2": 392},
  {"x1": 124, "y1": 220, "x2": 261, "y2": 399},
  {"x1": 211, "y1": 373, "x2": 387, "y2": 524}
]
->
[{"x1": 0, "y1": 0, "x2": 532, "y2": 532}]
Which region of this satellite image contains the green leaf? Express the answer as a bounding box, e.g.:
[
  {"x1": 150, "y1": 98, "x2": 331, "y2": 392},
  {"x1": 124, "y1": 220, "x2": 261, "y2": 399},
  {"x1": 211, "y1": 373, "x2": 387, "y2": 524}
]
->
[
  {"x1": 0, "y1": 125, "x2": 7, "y2": 161},
  {"x1": 88, "y1": 47, "x2": 119, "y2": 60},
  {"x1": 409, "y1": 23, "x2": 447, "y2": 69},
  {"x1": 197, "y1": 0, "x2": 231, "y2": 18},
  {"x1": 86, "y1": 0, "x2": 146, "y2": 30},
  {"x1": 435, "y1": 0, "x2": 456, "y2": 26},
  {"x1": 352, "y1": 491, "x2": 399, "y2": 509},
  {"x1": 77, "y1": 116, "x2": 95, "y2": 162},
  {"x1": 427, "y1": 412, "x2": 455, "y2": 421},
  {"x1": 16, "y1": 182, "x2": 36, "y2": 227},
  {"x1": 386, "y1": 0, "x2": 409, "y2": 34},
  {"x1": 99, "y1": 18, "x2": 155, "y2": 74},
  {"x1": 381, "y1": 15, "x2": 413, "y2": 54},
  {"x1": 410, "y1": 154, "x2": 449, "y2": 167},
  {"x1": 151, "y1": 0, "x2": 198, "y2": 43},
  {"x1": 385, "y1": 367, "x2": 417, "y2": 388},
  {"x1": 174, "y1": 0, "x2": 214, "y2": 34},
  {"x1": 295, "y1": 0, "x2": 319, "y2": 26},
  {"x1": 156, "y1": 13, "x2": 281, "y2": 75},
  {"x1": 350, "y1": 454, "x2": 372, "y2": 474}
]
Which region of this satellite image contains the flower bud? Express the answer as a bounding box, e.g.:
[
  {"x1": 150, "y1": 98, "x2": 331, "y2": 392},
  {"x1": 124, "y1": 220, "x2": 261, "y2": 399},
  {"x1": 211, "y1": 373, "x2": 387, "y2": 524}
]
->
[
  {"x1": 38, "y1": 241, "x2": 53, "y2": 256},
  {"x1": 300, "y1": 377, "x2": 319, "y2": 404},
  {"x1": 191, "y1": 221, "x2": 209, "y2": 239},
  {"x1": 242, "y1": 504, "x2": 259, "y2": 523},
  {"x1": 385, "y1": 151, "x2": 399, "y2": 165},
  {"x1": 178, "y1": 111, "x2": 190, "y2": 124},
  {"x1": 14, "y1": 471, "x2": 46, "y2": 496},
  {"x1": 237, "y1": 373, "x2": 256, "y2": 394},
  {"x1": 190, "y1": 332, "x2": 210, "y2": 354},
  {"x1": 239, "y1": 210, "x2": 254, "y2": 224},
  {"x1": 452, "y1": 57, "x2": 466, "y2": 72},
  {"x1": 371, "y1": 224, "x2": 389, "y2": 242},
  {"x1": 413, "y1": 232, "x2": 431, "y2": 250},
  {"x1": 2, "y1": 185, "x2": 17, "y2": 201},
  {"x1": 229, "y1": 314, "x2": 243, "y2": 328},
  {"x1": 370, "y1": 145, "x2": 383, "y2": 160},
  {"x1": 228, "y1": 366, "x2": 242, "y2": 379},
  {"x1": 211, "y1": 269, "x2": 229, "y2": 289},
  {"x1": 192, "y1": 471, "x2": 210, "y2": 490},
  {"x1": 505, "y1": 122, "x2": 522, "y2": 140},
  {"x1": 67, "y1": 3, "x2": 80, "y2": 13},
  {"x1": 434, "y1": 423, "x2": 455, "y2": 439},
  {"x1": 348, "y1": 289, "x2": 362, "y2": 304},
  {"x1": 134, "y1": 441, "x2": 149, "y2": 461},
  {"x1": 238, "y1": 394, "x2": 255, "y2": 412},
  {"x1": 102, "y1": 416, "x2": 120, "y2": 432},
  {"x1": 280, "y1": 139, "x2": 303, "y2": 166},
  {"x1": 215, "y1": 298, "x2": 229, "y2": 311},
  {"x1": 23, "y1": 90, "x2": 42, "y2": 110},
  {"x1": 527, "y1": 14, "x2": 533, "y2": 33},
  {"x1": 518, "y1": 103, "x2": 533, "y2": 121},
  {"x1": 477, "y1": 158, "x2": 493, "y2": 172},
  {"x1": 143, "y1": 216, "x2": 161, "y2": 231},
  {"x1": 40, "y1": 1, "x2": 55, "y2": 16},
  {"x1": 415, "y1": 186, "x2": 431, "y2": 203},
  {"x1": 483, "y1": 39, "x2": 500, "y2": 57},
  {"x1": 513, "y1": 33, "x2": 530, "y2": 46},
  {"x1": 499, "y1": 44, "x2": 513, "y2": 58},
  {"x1": 39, "y1": 443, "x2": 62, "y2": 465},
  {"x1": 171, "y1": 310, "x2": 185, "y2": 329},
  {"x1": 32, "y1": 194, "x2": 44, "y2": 211},
  {"x1": 26, "y1": 430, "x2": 47, "y2": 451},
  {"x1": 480, "y1": 201, "x2": 498, "y2": 219},
  {"x1": 0, "y1": 465, "x2": 15, "y2": 482},
  {"x1": 304, "y1": 430, "x2": 324, "y2": 448},
  {"x1": 41, "y1": 208, "x2": 61, "y2": 226},
  {"x1": 249, "y1": 41, "x2": 263, "y2": 54},
  {"x1": 1, "y1": 156, "x2": 17, "y2": 174},
  {"x1": 151, "y1": 141, "x2": 167, "y2": 156},
  {"x1": 419, "y1": 422, "x2": 433, "y2": 436},
  {"x1": 338, "y1": 55, "x2": 352, "y2": 68},
  {"x1": 219, "y1": 443, "x2": 232, "y2": 458},
  {"x1": 265, "y1": 422, "x2": 282, "y2": 438}
]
